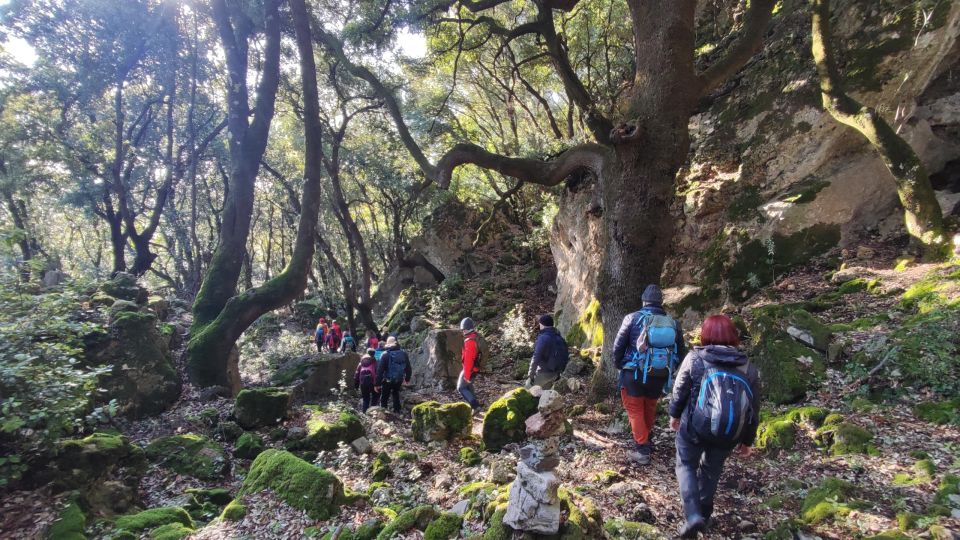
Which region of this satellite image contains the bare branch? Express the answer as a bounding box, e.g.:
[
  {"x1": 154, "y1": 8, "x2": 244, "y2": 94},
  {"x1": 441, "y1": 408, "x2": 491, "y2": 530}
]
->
[{"x1": 434, "y1": 142, "x2": 609, "y2": 189}]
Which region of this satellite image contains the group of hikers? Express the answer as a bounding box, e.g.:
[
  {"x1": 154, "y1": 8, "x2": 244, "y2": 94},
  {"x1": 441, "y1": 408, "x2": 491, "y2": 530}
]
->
[{"x1": 315, "y1": 283, "x2": 759, "y2": 538}]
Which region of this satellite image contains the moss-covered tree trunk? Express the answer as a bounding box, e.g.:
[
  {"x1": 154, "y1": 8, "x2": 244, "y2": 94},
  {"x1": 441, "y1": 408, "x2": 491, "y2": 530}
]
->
[
  {"x1": 811, "y1": 0, "x2": 946, "y2": 256},
  {"x1": 187, "y1": 0, "x2": 285, "y2": 388}
]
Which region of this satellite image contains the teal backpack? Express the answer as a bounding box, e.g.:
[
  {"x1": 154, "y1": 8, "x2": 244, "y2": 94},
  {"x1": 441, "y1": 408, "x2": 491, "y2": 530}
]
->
[{"x1": 622, "y1": 313, "x2": 679, "y2": 386}]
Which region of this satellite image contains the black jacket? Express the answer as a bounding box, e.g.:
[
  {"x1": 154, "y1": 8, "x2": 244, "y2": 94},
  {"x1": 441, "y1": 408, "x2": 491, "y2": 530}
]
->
[
  {"x1": 612, "y1": 305, "x2": 686, "y2": 398},
  {"x1": 376, "y1": 346, "x2": 412, "y2": 385},
  {"x1": 529, "y1": 327, "x2": 568, "y2": 380},
  {"x1": 669, "y1": 345, "x2": 761, "y2": 447}
]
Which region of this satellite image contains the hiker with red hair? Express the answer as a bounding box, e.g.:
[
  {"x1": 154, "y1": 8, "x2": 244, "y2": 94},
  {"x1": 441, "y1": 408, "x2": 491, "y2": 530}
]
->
[{"x1": 669, "y1": 314, "x2": 761, "y2": 538}]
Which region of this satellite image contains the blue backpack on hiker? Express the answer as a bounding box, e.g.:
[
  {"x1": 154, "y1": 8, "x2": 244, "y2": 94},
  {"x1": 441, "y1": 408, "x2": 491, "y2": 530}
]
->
[
  {"x1": 690, "y1": 356, "x2": 755, "y2": 446},
  {"x1": 383, "y1": 350, "x2": 408, "y2": 383},
  {"x1": 622, "y1": 312, "x2": 679, "y2": 387}
]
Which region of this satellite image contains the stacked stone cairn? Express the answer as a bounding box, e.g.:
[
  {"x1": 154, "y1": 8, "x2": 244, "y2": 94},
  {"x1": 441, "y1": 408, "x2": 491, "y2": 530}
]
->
[{"x1": 503, "y1": 389, "x2": 567, "y2": 534}]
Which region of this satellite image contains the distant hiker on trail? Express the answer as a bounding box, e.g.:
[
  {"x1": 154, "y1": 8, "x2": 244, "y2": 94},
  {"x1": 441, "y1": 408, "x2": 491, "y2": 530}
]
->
[
  {"x1": 669, "y1": 314, "x2": 760, "y2": 538},
  {"x1": 374, "y1": 341, "x2": 386, "y2": 362},
  {"x1": 458, "y1": 317, "x2": 482, "y2": 411},
  {"x1": 365, "y1": 329, "x2": 379, "y2": 350},
  {"x1": 612, "y1": 284, "x2": 686, "y2": 465},
  {"x1": 340, "y1": 330, "x2": 357, "y2": 353},
  {"x1": 354, "y1": 350, "x2": 379, "y2": 412},
  {"x1": 526, "y1": 314, "x2": 569, "y2": 389},
  {"x1": 314, "y1": 317, "x2": 328, "y2": 353},
  {"x1": 376, "y1": 336, "x2": 411, "y2": 413},
  {"x1": 326, "y1": 320, "x2": 343, "y2": 352}
]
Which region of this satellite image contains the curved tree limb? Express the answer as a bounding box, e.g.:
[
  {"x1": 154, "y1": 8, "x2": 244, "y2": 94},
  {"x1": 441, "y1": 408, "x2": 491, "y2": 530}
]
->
[
  {"x1": 434, "y1": 142, "x2": 610, "y2": 189},
  {"x1": 811, "y1": 0, "x2": 946, "y2": 252},
  {"x1": 696, "y1": 0, "x2": 776, "y2": 97}
]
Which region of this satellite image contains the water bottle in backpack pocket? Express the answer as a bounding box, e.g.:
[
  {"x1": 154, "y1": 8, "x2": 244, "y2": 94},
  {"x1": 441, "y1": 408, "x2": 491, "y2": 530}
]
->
[{"x1": 690, "y1": 361, "x2": 755, "y2": 446}]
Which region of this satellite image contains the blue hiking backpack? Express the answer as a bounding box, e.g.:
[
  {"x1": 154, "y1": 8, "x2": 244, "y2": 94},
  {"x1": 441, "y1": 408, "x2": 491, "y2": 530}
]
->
[
  {"x1": 622, "y1": 312, "x2": 679, "y2": 387},
  {"x1": 384, "y1": 350, "x2": 408, "y2": 383},
  {"x1": 690, "y1": 356, "x2": 755, "y2": 446}
]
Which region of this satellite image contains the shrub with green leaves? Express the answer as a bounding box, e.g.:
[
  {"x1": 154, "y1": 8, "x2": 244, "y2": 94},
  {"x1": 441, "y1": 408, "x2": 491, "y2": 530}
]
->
[{"x1": 0, "y1": 277, "x2": 112, "y2": 487}]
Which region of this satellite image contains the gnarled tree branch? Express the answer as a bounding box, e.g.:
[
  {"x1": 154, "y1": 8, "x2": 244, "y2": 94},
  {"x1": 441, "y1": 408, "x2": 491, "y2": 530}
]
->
[{"x1": 434, "y1": 142, "x2": 610, "y2": 189}]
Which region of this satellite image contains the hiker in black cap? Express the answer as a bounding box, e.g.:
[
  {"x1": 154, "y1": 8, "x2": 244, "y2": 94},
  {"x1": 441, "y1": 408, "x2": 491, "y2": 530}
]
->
[{"x1": 526, "y1": 314, "x2": 569, "y2": 389}]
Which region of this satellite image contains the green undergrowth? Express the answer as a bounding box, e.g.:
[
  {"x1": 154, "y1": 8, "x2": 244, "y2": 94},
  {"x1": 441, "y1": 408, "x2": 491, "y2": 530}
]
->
[
  {"x1": 801, "y1": 478, "x2": 864, "y2": 524},
  {"x1": 48, "y1": 499, "x2": 86, "y2": 540},
  {"x1": 914, "y1": 398, "x2": 960, "y2": 425}
]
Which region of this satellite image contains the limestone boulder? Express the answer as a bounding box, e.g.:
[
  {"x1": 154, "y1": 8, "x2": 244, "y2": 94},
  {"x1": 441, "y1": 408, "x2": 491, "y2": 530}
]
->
[
  {"x1": 272, "y1": 352, "x2": 360, "y2": 399},
  {"x1": 285, "y1": 404, "x2": 365, "y2": 454},
  {"x1": 411, "y1": 401, "x2": 473, "y2": 442},
  {"x1": 410, "y1": 329, "x2": 489, "y2": 391},
  {"x1": 482, "y1": 387, "x2": 538, "y2": 452},
  {"x1": 234, "y1": 387, "x2": 291, "y2": 429},
  {"x1": 54, "y1": 433, "x2": 147, "y2": 516},
  {"x1": 145, "y1": 433, "x2": 229, "y2": 480},
  {"x1": 84, "y1": 309, "x2": 180, "y2": 419},
  {"x1": 503, "y1": 461, "x2": 561, "y2": 534}
]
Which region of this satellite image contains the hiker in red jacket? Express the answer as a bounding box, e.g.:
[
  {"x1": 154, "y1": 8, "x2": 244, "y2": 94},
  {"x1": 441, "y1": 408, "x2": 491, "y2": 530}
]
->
[
  {"x1": 458, "y1": 317, "x2": 481, "y2": 411},
  {"x1": 326, "y1": 320, "x2": 343, "y2": 351}
]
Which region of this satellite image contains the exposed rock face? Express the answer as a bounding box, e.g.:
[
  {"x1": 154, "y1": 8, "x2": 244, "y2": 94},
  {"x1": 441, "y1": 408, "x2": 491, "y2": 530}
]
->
[
  {"x1": 410, "y1": 329, "x2": 489, "y2": 390},
  {"x1": 503, "y1": 460, "x2": 561, "y2": 534},
  {"x1": 550, "y1": 177, "x2": 603, "y2": 337},
  {"x1": 272, "y1": 352, "x2": 360, "y2": 399},
  {"x1": 84, "y1": 309, "x2": 180, "y2": 419}
]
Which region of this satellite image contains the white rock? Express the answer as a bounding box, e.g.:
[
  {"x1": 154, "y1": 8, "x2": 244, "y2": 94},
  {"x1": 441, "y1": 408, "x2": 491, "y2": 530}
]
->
[
  {"x1": 502, "y1": 474, "x2": 561, "y2": 534},
  {"x1": 538, "y1": 389, "x2": 563, "y2": 415},
  {"x1": 349, "y1": 436, "x2": 372, "y2": 455},
  {"x1": 450, "y1": 499, "x2": 470, "y2": 516},
  {"x1": 514, "y1": 460, "x2": 559, "y2": 504}
]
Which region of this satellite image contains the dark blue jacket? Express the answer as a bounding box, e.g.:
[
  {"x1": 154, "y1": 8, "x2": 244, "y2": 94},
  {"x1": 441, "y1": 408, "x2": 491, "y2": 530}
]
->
[
  {"x1": 669, "y1": 345, "x2": 761, "y2": 447},
  {"x1": 376, "y1": 346, "x2": 412, "y2": 385},
  {"x1": 529, "y1": 327, "x2": 568, "y2": 379},
  {"x1": 612, "y1": 305, "x2": 686, "y2": 397}
]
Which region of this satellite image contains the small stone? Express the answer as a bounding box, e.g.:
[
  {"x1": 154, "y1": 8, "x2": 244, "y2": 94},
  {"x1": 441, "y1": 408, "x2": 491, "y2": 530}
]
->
[
  {"x1": 350, "y1": 437, "x2": 372, "y2": 455},
  {"x1": 488, "y1": 458, "x2": 516, "y2": 484},
  {"x1": 738, "y1": 520, "x2": 757, "y2": 532},
  {"x1": 287, "y1": 427, "x2": 306, "y2": 440},
  {"x1": 528, "y1": 385, "x2": 544, "y2": 398},
  {"x1": 566, "y1": 378, "x2": 582, "y2": 392},
  {"x1": 450, "y1": 500, "x2": 469, "y2": 516},
  {"x1": 856, "y1": 246, "x2": 876, "y2": 259},
  {"x1": 535, "y1": 456, "x2": 560, "y2": 472},
  {"x1": 562, "y1": 359, "x2": 585, "y2": 377},
  {"x1": 537, "y1": 390, "x2": 563, "y2": 415}
]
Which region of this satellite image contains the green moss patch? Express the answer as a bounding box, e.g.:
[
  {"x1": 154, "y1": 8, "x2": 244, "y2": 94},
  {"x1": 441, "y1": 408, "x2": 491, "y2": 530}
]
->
[
  {"x1": 375, "y1": 505, "x2": 439, "y2": 540},
  {"x1": 565, "y1": 298, "x2": 603, "y2": 349},
  {"x1": 371, "y1": 452, "x2": 392, "y2": 482},
  {"x1": 755, "y1": 416, "x2": 797, "y2": 454},
  {"x1": 234, "y1": 387, "x2": 291, "y2": 429},
  {"x1": 914, "y1": 399, "x2": 960, "y2": 425},
  {"x1": 145, "y1": 433, "x2": 228, "y2": 480},
  {"x1": 593, "y1": 470, "x2": 623, "y2": 485},
  {"x1": 234, "y1": 432, "x2": 266, "y2": 460},
  {"x1": 411, "y1": 401, "x2": 473, "y2": 442},
  {"x1": 287, "y1": 405, "x2": 365, "y2": 453},
  {"x1": 423, "y1": 512, "x2": 462, "y2": 540},
  {"x1": 459, "y1": 447, "x2": 482, "y2": 467},
  {"x1": 482, "y1": 387, "x2": 537, "y2": 452},
  {"x1": 800, "y1": 478, "x2": 861, "y2": 524},
  {"x1": 115, "y1": 507, "x2": 194, "y2": 533},
  {"x1": 933, "y1": 474, "x2": 959, "y2": 506},
  {"x1": 219, "y1": 500, "x2": 247, "y2": 522},
  {"x1": 727, "y1": 224, "x2": 840, "y2": 298},
  {"x1": 747, "y1": 305, "x2": 828, "y2": 404},
  {"x1": 838, "y1": 277, "x2": 882, "y2": 295},
  {"x1": 240, "y1": 449, "x2": 345, "y2": 520},
  {"x1": 602, "y1": 518, "x2": 665, "y2": 539},
  {"x1": 815, "y1": 422, "x2": 876, "y2": 456},
  {"x1": 48, "y1": 500, "x2": 86, "y2": 540},
  {"x1": 481, "y1": 508, "x2": 511, "y2": 540},
  {"x1": 150, "y1": 522, "x2": 194, "y2": 540},
  {"x1": 558, "y1": 488, "x2": 604, "y2": 539}
]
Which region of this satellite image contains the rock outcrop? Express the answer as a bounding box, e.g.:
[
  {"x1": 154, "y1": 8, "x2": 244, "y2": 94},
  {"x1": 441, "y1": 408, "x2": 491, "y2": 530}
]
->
[
  {"x1": 272, "y1": 352, "x2": 360, "y2": 399},
  {"x1": 482, "y1": 387, "x2": 538, "y2": 452},
  {"x1": 411, "y1": 401, "x2": 473, "y2": 442},
  {"x1": 233, "y1": 387, "x2": 291, "y2": 429},
  {"x1": 144, "y1": 433, "x2": 229, "y2": 480},
  {"x1": 54, "y1": 433, "x2": 147, "y2": 516},
  {"x1": 410, "y1": 329, "x2": 489, "y2": 390},
  {"x1": 239, "y1": 449, "x2": 346, "y2": 520}
]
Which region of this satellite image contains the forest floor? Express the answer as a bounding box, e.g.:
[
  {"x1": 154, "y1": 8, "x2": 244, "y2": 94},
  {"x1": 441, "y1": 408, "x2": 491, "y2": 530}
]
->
[{"x1": 3, "y1": 245, "x2": 959, "y2": 540}]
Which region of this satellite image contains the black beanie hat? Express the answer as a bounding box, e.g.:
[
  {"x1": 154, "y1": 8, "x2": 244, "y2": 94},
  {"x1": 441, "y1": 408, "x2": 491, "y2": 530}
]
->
[
  {"x1": 642, "y1": 284, "x2": 663, "y2": 305},
  {"x1": 539, "y1": 314, "x2": 554, "y2": 327}
]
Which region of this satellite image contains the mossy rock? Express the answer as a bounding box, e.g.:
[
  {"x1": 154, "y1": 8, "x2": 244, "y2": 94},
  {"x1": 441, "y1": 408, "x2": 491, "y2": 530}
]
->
[
  {"x1": 423, "y1": 512, "x2": 462, "y2": 540},
  {"x1": 592, "y1": 470, "x2": 623, "y2": 485},
  {"x1": 602, "y1": 518, "x2": 666, "y2": 539},
  {"x1": 48, "y1": 500, "x2": 86, "y2": 540},
  {"x1": 375, "y1": 505, "x2": 439, "y2": 540},
  {"x1": 412, "y1": 401, "x2": 473, "y2": 442},
  {"x1": 933, "y1": 474, "x2": 959, "y2": 506},
  {"x1": 512, "y1": 360, "x2": 530, "y2": 381},
  {"x1": 240, "y1": 449, "x2": 345, "y2": 520},
  {"x1": 864, "y1": 531, "x2": 910, "y2": 540},
  {"x1": 145, "y1": 434, "x2": 229, "y2": 480},
  {"x1": 838, "y1": 278, "x2": 882, "y2": 295},
  {"x1": 115, "y1": 507, "x2": 194, "y2": 533},
  {"x1": 150, "y1": 522, "x2": 194, "y2": 540},
  {"x1": 321, "y1": 519, "x2": 383, "y2": 540},
  {"x1": 286, "y1": 405, "x2": 365, "y2": 452},
  {"x1": 55, "y1": 433, "x2": 147, "y2": 515},
  {"x1": 481, "y1": 388, "x2": 537, "y2": 452},
  {"x1": 755, "y1": 417, "x2": 797, "y2": 453},
  {"x1": 782, "y1": 406, "x2": 829, "y2": 428},
  {"x1": 100, "y1": 273, "x2": 146, "y2": 303},
  {"x1": 371, "y1": 452, "x2": 392, "y2": 482},
  {"x1": 747, "y1": 307, "x2": 826, "y2": 404},
  {"x1": 108, "y1": 299, "x2": 141, "y2": 318},
  {"x1": 459, "y1": 447, "x2": 482, "y2": 467},
  {"x1": 185, "y1": 487, "x2": 232, "y2": 506},
  {"x1": 558, "y1": 488, "x2": 603, "y2": 539},
  {"x1": 216, "y1": 420, "x2": 243, "y2": 442},
  {"x1": 815, "y1": 422, "x2": 876, "y2": 456},
  {"x1": 914, "y1": 399, "x2": 960, "y2": 425},
  {"x1": 800, "y1": 478, "x2": 861, "y2": 524},
  {"x1": 234, "y1": 432, "x2": 266, "y2": 460},
  {"x1": 234, "y1": 387, "x2": 292, "y2": 429},
  {"x1": 219, "y1": 500, "x2": 247, "y2": 521},
  {"x1": 726, "y1": 225, "x2": 840, "y2": 298}
]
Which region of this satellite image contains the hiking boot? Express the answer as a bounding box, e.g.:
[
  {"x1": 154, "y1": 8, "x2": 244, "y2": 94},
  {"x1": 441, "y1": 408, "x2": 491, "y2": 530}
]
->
[
  {"x1": 678, "y1": 516, "x2": 706, "y2": 538},
  {"x1": 627, "y1": 443, "x2": 652, "y2": 465}
]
